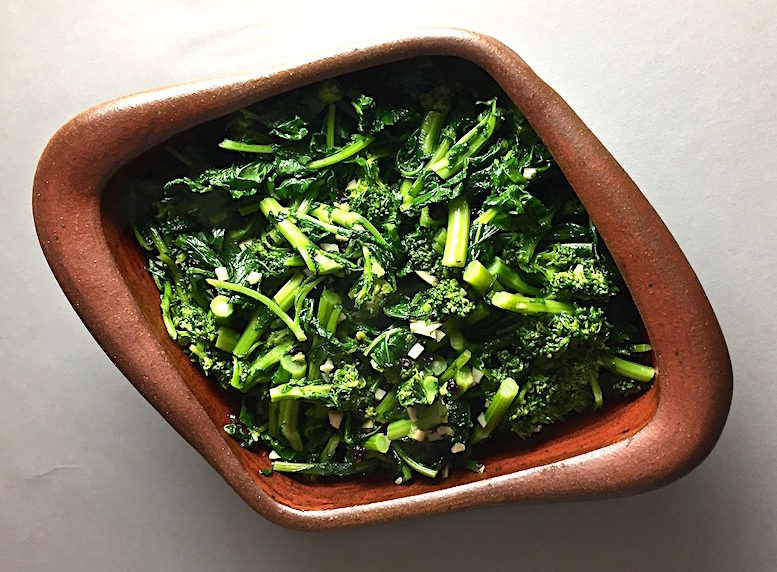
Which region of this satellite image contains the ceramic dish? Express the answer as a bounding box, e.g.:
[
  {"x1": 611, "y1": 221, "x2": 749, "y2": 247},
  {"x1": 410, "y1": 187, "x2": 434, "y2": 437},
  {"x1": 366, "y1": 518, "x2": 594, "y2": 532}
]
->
[{"x1": 32, "y1": 29, "x2": 732, "y2": 529}]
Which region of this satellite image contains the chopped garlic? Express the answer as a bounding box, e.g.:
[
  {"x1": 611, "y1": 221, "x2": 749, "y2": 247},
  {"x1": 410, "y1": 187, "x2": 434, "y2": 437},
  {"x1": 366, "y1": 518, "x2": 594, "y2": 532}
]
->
[
  {"x1": 427, "y1": 432, "x2": 443, "y2": 442},
  {"x1": 477, "y1": 412, "x2": 487, "y2": 428},
  {"x1": 328, "y1": 410, "x2": 343, "y2": 429},
  {"x1": 414, "y1": 270, "x2": 439, "y2": 285},
  {"x1": 320, "y1": 242, "x2": 340, "y2": 252},
  {"x1": 406, "y1": 407, "x2": 418, "y2": 422},
  {"x1": 432, "y1": 329, "x2": 446, "y2": 342},
  {"x1": 441, "y1": 465, "x2": 450, "y2": 479},
  {"x1": 394, "y1": 477, "x2": 403, "y2": 485},
  {"x1": 268, "y1": 450, "x2": 280, "y2": 460},
  {"x1": 374, "y1": 388, "x2": 387, "y2": 400},
  {"x1": 450, "y1": 442, "x2": 466, "y2": 454},
  {"x1": 362, "y1": 419, "x2": 374, "y2": 429},
  {"x1": 410, "y1": 320, "x2": 443, "y2": 338},
  {"x1": 246, "y1": 271, "x2": 261, "y2": 285},
  {"x1": 436, "y1": 425, "x2": 454, "y2": 437},
  {"x1": 319, "y1": 358, "x2": 334, "y2": 374},
  {"x1": 410, "y1": 428, "x2": 426, "y2": 442},
  {"x1": 408, "y1": 342, "x2": 425, "y2": 360},
  {"x1": 214, "y1": 266, "x2": 229, "y2": 281},
  {"x1": 471, "y1": 368, "x2": 484, "y2": 384},
  {"x1": 523, "y1": 167, "x2": 537, "y2": 179}
]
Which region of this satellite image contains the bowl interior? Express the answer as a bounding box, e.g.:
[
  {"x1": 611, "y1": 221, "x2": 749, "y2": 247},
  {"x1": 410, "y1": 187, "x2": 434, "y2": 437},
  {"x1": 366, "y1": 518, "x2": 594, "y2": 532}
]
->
[{"x1": 100, "y1": 56, "x2": 658, "y2": 512}]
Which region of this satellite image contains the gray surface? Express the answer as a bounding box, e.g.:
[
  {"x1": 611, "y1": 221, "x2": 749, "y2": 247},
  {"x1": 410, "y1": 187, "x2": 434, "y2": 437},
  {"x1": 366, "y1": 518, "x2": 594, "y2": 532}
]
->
[{"x1": 2, "y1": 1, "x2": 776, "y2": 570}]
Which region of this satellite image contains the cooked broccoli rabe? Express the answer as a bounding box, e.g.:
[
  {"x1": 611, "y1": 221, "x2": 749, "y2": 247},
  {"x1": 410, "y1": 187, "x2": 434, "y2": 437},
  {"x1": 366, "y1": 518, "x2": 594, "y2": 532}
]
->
[{"x1": 131, "y1": 58, "x2": 654, "y2": 484}]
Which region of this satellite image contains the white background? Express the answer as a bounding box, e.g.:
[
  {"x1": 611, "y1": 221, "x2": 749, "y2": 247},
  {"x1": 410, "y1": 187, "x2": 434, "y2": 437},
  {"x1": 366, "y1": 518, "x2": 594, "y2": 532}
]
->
[{"x1": 2, "y1": 1, "x2": 776, "y2": 570}]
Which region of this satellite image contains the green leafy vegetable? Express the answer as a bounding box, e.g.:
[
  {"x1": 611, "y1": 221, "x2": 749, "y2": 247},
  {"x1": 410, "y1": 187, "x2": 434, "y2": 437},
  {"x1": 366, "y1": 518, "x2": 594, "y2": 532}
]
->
[{"x1": 130, "y1": 58, "x2": 654, "y2": 484}]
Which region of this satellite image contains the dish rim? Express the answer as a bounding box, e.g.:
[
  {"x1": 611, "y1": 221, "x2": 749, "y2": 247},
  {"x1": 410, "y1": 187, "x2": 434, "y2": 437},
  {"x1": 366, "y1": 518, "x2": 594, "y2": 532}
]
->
[{"x1": 32, "y1": 28, "x2": 732, "y2": 529}]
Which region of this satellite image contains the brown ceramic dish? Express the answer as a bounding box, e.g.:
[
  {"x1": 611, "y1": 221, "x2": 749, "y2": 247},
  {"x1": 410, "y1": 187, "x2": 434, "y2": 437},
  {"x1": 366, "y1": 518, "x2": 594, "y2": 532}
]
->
[{"x1": 33, "y1": 29, "x2": 732, "y2": 529}]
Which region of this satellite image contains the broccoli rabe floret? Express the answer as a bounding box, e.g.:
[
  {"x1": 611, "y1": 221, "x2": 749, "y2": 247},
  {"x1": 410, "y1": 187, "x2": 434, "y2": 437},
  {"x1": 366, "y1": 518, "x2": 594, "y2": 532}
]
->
[
  {"x1": 539, "y1": 306, "x2": 609, "y2": 359},
  {"x1": 542, "y1": 259, "x2": 614, "y2": 299},
  {"x1": 509, "y1": 358, "x2": 598, "y2": 438},
  {"x1": 269, "y1": 364, "x2": 375, "y2": 413},
  {"x1": 417, "y1": 278, "x2": 475, "y2": 320},
  {"x1": 173, "y1": 301, "x2": 217, "y2": 342},
  {"x1": 397, "y1": 368, "x2": 439, "y2": 407},
  {"x1": 533, "y1": 244, "x2": 616, "y2": 299},
  {"x1": 329, "y1": 364, "x2": 371, "y2": 411},
  {"x1": 346, "y1": 176, "x2": 398, "y2": 225},
  {"x1": 245, "y1": 237, "x2": 300, "y2": 275},
  {"x1": 349, "y1": 246, "x2": 396, "y2": 315},
  {"x1": 400, "y1": 226, "x2": 442, "y2": 275}
]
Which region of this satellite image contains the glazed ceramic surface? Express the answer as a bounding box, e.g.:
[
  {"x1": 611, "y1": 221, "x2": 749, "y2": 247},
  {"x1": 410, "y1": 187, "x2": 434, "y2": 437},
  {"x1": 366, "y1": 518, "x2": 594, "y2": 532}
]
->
[{"x1": 33, "y1": 29, "x2": 731, "y2": 529}]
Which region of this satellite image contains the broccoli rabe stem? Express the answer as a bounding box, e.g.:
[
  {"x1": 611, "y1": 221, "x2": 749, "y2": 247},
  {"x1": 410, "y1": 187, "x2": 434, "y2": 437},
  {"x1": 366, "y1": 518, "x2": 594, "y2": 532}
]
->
[
  {"x1": 445, "y1": 326, "x2": 468, "y2": 352},
  {"x1": 399, "y1": 179, "x2": 414, "y2": 209},
  {"x1": 308, "y1": 204, "x2": 388, "y2": 248},
  {"x1": 306, "y1": 134, "x2": 374, "y2": 170},
  {"x1": 590, "y1": 372, "x2": 603, "y2": 410},
  {"x1": 215, "y1": 327, "x2": 239, "y2": 353},
  {"x1": 269, "y1": 382, "x2": 332, "y2": 402},
  {"x1": 454, "y1": 366, "x2": 474, "y2": 396},
  {"x1": 260, "y1": 198, "x2": 343, "y2": 274},
  {"x1": 279, "y1": 400, "x2": 304, "y2": 452},
  {"x1": 229, "y1": 357, "x2": 242, "y2": 388},
  {"x1": 133, "y1": 225, "x2": 153, "y2": 251},
  {"x1": 463, "y1": 260, "x2": 494, "y2": 294},
  {"x1": 363, "y1": 433, "x2": 390, "y2": 454},
  {"x1": 308, "y1": 288, "x2": 343, "y2": 379},
  {"x1": 271, "y1": 459, "x2": 379, "y2": 476},
  {"x1": 207, "y1": 278, "x2": 307, "y2": 341},
  {"x1": 210, "y1": 295, "x2": 233, "y2": 318},
  {"x1": 398, "y1": 462, "x2": 413, "y2": 484},
  {"x1": 158, "y1": 253, "x2": 189, "y2": 303},
  {"x1": 429, "y1": 99, "x2": 500, "y2": 179},
  {"x1": 326, "y1": 104, "x2": 336, "y2": 148},
  {"x1": 488, "y1": 258, "x2": 541, "y2": 296},
  {"x1": 375, "y1": 388, "x2": 401, "y2": 422},
  {"x1": 268, "y1": 401, "x2": 280, "y2": 437},
  {"x1": 245, "y1": 339, "x2": 294, "y2": 387},
  {"x1": 471, "y1": 377, "x2": 519, "y2": 443},
  {"x1": 160, "y1": 281, "x2": 177, "y2": 340},
  {"x1": 401, "y1": 125, "x2": 456, "y2": 210},
  {"x1": 233, "y1": 272, "x2": 303, "y2": 357},
  {"x1": 393, "y1": 444, "x2": 439, "y2": 478},
  {"x1": 218, "y1": 139, "x2": 274, "y2": 153},
  {"x1": 319, "y1": 434, "x2": 341, "y2": 461},
  {"x1": 386, "y1": 418, "x2": 412, "y2": 441},
  {"x1": 439, "y1": 349, "x2": 472, "y2": 382},
  {"x1": 598, "y1": 354, "x2": 655, "y2": 383},
  {"x1": 420, "y1": 110, "x2": 446, "y2": 155},
  {"x1": 442, "y1": 197, "x2": 470, "y2": 267},
  {"x1": 147, "y1": 224, "x2": 169, "y2": 255},
  {"x1": 317, "y1": 288, "x2": 341, "y2": 328},
  {"x1": 280, "y1": 354, "x2": 307, "y2": 380},
  {"x1": 491, "y1": 291, "x2": 574, "y2": 315}
]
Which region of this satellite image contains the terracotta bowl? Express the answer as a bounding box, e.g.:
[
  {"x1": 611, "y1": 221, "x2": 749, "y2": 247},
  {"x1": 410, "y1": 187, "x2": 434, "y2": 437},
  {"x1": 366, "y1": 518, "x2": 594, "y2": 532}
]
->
[{"x1": 32, "y1": 29, "x2": 732, "y2": 529}]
